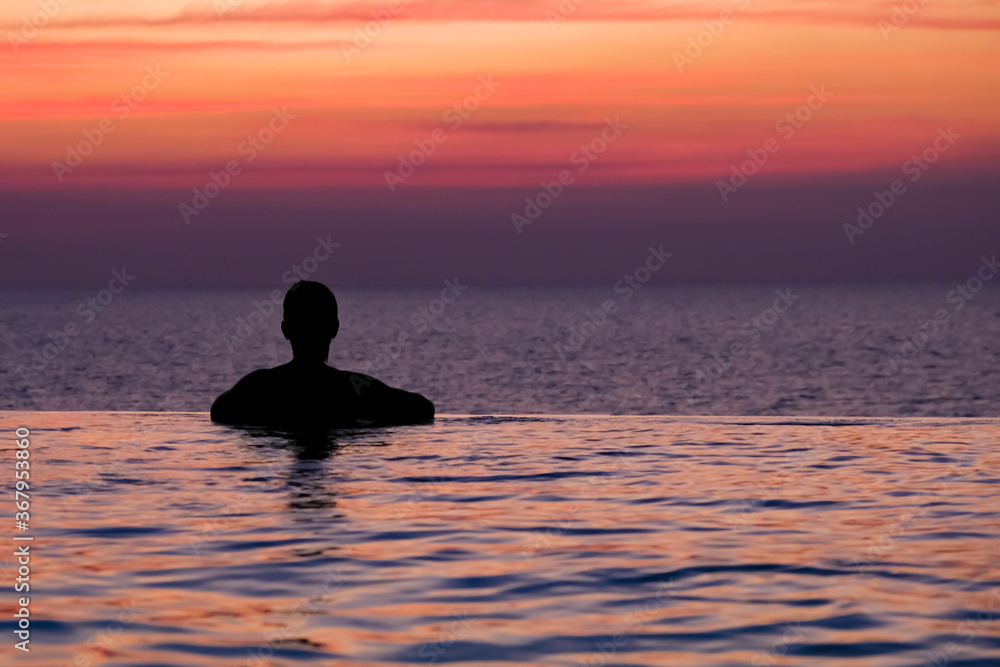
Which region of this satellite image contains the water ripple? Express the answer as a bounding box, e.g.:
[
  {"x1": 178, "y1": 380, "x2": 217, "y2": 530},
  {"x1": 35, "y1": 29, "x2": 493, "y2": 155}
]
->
[{"x1": 2, "y1": 411, "x2": 998, "y2": 666}]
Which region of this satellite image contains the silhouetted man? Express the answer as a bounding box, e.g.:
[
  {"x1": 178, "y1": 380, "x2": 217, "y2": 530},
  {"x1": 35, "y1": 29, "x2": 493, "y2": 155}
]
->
[{"x1": 211, "y1": 281, "x2": 434, "y2": 427}]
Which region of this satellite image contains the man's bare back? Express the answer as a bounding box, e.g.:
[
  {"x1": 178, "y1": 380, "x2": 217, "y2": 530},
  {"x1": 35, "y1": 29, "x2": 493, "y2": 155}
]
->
[{"x1": 210, "y1": 281, "x2": 434, "y2": 428}]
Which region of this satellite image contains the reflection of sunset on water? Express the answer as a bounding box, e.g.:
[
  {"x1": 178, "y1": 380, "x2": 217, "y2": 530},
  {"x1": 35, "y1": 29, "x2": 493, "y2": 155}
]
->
[{"x1": 1, "y1": 412, "x2": 997, "y2": 665}]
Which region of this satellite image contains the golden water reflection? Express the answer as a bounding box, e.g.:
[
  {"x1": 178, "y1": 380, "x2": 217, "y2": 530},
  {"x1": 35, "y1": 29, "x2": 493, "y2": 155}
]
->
[{"x1": 0, "y1": 412, "x2": 997, "y2": 666}]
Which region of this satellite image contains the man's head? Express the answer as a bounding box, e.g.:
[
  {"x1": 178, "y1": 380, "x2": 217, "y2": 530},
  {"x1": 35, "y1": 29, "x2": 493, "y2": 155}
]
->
[{"x1": 281, "y1": 281, "x2": 340, "y2": 360}]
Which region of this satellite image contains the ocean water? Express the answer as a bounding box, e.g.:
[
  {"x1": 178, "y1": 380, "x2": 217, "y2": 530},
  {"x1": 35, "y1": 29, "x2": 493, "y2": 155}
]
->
[
  {"x1": 1, "y1": 286, "x2": 998, "y2": 416},
  {"x1": 1, "y1": 412, "x2": 998, "y2": 666}
]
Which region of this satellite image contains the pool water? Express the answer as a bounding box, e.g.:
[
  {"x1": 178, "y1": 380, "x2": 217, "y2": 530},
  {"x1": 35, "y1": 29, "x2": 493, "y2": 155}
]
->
[{"x1": 1, "y1": 412, "x2": 999, "y2": 666}]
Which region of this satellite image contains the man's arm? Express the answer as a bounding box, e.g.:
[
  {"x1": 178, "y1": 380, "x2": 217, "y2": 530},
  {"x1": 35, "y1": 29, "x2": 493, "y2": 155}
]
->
[
  {"x1": 347, "y1": 372, "x2": 435, "y2": 425},
  {"x1": 210, "y1": 370, "x2": 267, "y2": 424}
]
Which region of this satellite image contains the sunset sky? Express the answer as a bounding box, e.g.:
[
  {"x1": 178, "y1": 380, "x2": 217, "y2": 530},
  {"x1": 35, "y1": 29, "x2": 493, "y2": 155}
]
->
[{"x1": 1, "y1": 0, "x2": 998, "y2": 286}]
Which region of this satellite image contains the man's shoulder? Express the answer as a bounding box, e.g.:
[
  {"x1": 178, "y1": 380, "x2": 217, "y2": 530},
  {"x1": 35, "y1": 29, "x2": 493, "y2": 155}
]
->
[
  {"x1": 331, "y1": 368, "x2": 389, "y2": 393},
  {"x1": 228, "y1": 366, "x2": 288, "y2": 394},
  {"x1": 211, "y1": 368, "x2": 280, "y2": 423},
  {"x1": 236, "y1": 367, "x2": 277, "y2": 383}
]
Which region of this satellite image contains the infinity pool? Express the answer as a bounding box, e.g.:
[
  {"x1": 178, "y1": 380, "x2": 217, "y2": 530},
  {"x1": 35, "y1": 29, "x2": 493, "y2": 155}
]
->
[{"x1": 1, "y1": 412, "x2": 998, "y2": 666}]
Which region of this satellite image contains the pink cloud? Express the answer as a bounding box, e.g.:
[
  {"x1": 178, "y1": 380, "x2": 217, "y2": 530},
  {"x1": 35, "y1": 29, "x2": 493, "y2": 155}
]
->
[{"x1": 10, "y1": 0, "x2": 999, "y2": 31}]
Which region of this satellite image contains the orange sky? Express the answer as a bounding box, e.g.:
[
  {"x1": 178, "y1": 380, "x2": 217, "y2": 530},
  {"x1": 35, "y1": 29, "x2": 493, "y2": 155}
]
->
[{"x1": 2, "y1": 0, "x2": 999, "y2": 190}]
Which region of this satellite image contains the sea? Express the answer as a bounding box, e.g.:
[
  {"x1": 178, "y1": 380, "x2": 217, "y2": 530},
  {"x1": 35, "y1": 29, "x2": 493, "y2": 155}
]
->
[
  {"x1": 0, "y1": 285, "x2": 998, "y2": 416},
  {"x1": 1, "y1": 286, "x2": 999, "y2": 666},
  {"x1": 0, "y1": 411, "x2": 997, "y2": 666}
]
